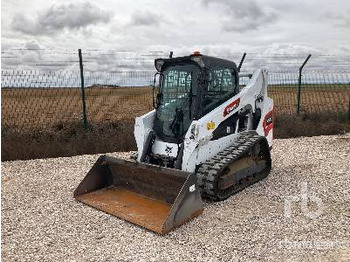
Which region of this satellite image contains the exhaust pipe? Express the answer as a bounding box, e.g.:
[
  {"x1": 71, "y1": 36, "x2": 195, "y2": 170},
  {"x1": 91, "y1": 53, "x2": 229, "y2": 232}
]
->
[{"x1": 74, "y1": 155, "x2": 203, "y2": 234}]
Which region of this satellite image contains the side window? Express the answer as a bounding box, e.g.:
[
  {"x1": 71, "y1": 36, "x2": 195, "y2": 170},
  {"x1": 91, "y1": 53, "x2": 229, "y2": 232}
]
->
[
  {"x1": 204, "y1": 68, "x2": 236, "y2": 114},
  {"x1": 208, "y1": 69, "x2": 235, "y2": 94}
]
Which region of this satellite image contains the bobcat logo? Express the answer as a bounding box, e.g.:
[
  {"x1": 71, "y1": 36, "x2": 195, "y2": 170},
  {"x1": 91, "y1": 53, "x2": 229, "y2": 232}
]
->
[
  {"x1": 165, "y1": 145, "x2": 173, "y2": 155},
  {"x1": 223, "y1": 98, "x2": 240, "y2": 117}
]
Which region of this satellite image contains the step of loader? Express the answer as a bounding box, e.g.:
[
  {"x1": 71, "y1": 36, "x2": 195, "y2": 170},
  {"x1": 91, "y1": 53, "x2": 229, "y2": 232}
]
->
[{"x1": 74, "y1": 156, "x2": 203, "y2": 235}]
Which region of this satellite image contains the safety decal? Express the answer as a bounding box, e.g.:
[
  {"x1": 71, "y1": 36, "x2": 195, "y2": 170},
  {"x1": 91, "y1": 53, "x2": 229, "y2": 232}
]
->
[
  {"x1": 206, "y1": 121, "x2": 216, "y2": 130},
  {"x1": 189, "y1": 184, "x2": 196, "y2": 192}
]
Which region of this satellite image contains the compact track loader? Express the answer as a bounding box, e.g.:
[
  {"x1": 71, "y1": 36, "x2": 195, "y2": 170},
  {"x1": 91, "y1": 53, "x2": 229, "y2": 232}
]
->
[{"x1": 74, "y1": 52, "x2": 274, "y2": 234}]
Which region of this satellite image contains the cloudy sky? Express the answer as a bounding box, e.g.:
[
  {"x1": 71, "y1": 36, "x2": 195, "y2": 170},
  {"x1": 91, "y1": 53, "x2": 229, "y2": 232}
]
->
[
  {"x1": 1, "y1": 0, "x2": 350, "y2": 73},
  {"x1": 2, "y1": 0, "x2": 349, "y2": 54}
]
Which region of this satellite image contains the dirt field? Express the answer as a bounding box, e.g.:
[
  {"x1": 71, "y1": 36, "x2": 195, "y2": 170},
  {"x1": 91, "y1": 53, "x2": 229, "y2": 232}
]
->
[
  {"x1": 2, "y1": 85, "x2": 349, "y2": 129},
  {"x1": 1, "y1": 86, "x2": 153, "y2": 128},
  {"x1": 2, "y1": 135, "x2": 350, "y2": 261},
  {"x1": 269, "y1": 85, "x2": 350, "y2": 115}
]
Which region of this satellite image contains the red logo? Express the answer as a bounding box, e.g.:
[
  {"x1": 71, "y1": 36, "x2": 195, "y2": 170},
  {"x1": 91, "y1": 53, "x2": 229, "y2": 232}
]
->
[
  {"x1": 223, "y1": 98, "x2": 240, "y2": 117},
  {"x1": 263, "y1": 109, "x2": 274, "y2": 137}
]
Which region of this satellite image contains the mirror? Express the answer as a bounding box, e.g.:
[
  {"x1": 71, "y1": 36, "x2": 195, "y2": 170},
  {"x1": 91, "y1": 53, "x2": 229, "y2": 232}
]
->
[{"x1": 152, "y1": 72, "x2": 162, "y2": 109}]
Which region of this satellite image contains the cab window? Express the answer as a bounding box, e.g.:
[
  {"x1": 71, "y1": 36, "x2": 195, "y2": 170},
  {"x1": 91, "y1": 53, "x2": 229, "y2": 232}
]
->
[{"x1": 203, "y1": 68, "x2": 237, "y2": 114}]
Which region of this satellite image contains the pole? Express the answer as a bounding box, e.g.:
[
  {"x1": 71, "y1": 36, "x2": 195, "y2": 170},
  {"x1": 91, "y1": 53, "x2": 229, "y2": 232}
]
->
[
  {"x1": 348, "y1": 98, "x2": 350, "y2": 123},
  {"x1": 297, "y1": 54, "x2": 312, "y2": 115},
  {"x1": 238, "y1": 52, "x2": 247, "y2": 72},
  {"x1": 78, "y1": 49, "x2": 88, "y2": 129}
]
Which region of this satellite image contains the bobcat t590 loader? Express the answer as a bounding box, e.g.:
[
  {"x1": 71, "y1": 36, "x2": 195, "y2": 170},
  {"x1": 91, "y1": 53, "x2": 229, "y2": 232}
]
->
[{"x1": 74, "y1": 52, "x2": 273, "y2": 234}]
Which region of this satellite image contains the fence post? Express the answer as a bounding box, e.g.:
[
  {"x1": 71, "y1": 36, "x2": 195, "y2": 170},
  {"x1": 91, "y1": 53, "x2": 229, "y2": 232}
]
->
[
  {"x1": 348, "y1": 98, "x2": 350, "y2": 122},
  {"x1": 297, "y1": 54, "x2": 312, "y2": 115},
  {"x1": 78, "y1": 49, "x2": 88, "y2": 129}
]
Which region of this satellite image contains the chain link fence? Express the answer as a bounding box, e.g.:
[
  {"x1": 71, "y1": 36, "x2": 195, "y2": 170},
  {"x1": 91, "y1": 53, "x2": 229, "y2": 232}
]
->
[
  {"x1": 1, "y1": 70, "x2": 154, "y2": 129},
  {"x1": 2, "y1": 69, "x2": 349, "y2": 129}
]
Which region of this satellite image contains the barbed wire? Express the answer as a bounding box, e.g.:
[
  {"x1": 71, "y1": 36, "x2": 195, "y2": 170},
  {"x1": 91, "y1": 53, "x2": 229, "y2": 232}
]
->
[{"x1": 1, "y1": 49, "x2": 350, "y2": 74}]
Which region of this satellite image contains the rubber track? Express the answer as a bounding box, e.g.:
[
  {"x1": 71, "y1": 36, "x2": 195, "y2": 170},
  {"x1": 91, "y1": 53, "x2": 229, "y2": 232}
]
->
[{"x1": 196, "y1": 131, "x2": 271, "y2": 201}]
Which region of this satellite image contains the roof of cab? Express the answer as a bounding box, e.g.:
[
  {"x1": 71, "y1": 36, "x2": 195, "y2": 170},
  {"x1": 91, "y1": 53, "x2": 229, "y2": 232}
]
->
[{"x1": 156, "y1": 54, "x2": 237, "y2": 71}]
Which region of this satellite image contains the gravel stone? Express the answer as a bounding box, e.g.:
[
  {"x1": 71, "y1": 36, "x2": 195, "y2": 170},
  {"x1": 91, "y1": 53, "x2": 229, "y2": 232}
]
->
[{"x1": 1, "y1": 135, "x2": 350, "y2": 261}]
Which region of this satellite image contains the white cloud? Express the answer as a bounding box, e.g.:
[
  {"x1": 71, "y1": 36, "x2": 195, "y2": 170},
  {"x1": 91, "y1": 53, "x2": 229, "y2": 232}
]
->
[
  {"x1": 1, "y1": 0, "x2": 350, "y2": 67},
  {"x1": 11, "y1": 1, "x2": 112, "y2": 35},
  {"x1": 202, "y1": 0, "x2": 278, "y2": 32},
  {"x1": 129, "y1": 11, "x2": 164, "y2": 27}
]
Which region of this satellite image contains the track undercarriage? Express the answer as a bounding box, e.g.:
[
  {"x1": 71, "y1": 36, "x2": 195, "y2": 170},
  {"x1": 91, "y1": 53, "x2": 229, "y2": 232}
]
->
[{"x1": 197, "y1": 131, "x2": 271, "y2": 201}]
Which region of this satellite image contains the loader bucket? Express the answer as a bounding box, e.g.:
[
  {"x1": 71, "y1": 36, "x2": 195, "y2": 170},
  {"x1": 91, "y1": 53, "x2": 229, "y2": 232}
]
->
[{"x1": 74, "y1": 155, "x2": 203, "y2": 235}]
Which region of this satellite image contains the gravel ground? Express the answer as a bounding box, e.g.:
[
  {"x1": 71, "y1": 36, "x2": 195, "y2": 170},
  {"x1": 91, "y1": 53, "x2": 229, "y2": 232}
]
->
[{"x1": 2, "y1": 134, "x2": 350, "y2": 261}]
